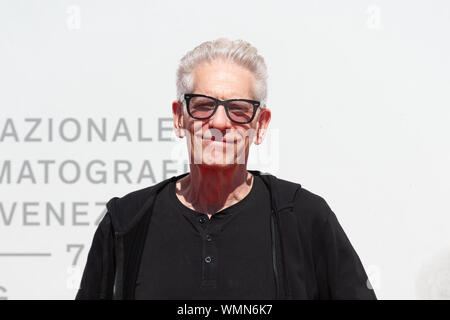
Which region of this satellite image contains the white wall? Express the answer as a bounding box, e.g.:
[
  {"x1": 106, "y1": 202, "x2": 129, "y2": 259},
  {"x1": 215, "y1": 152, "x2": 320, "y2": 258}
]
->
[{"x1": 0, "y1": 0, "x2": 449, "y2": 299}]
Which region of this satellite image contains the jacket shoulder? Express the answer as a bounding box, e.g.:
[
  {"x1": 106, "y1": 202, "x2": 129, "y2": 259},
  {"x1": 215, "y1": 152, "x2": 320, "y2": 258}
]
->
[
  {"x1": 105, "y1": 175, "x2": 178, "y2": 233},
  {"x1": 293, "y1": 186, "x2": 333, "y2": 224},
  {"x1": 273, "y1": 175, "x2": 332, "y2": 223},
  {"x1": 258, "y1": 172, "x2": 332, "y2": 229},
  {"x1": 256, "y1": 172, "x2": 301, "y2": 211}
]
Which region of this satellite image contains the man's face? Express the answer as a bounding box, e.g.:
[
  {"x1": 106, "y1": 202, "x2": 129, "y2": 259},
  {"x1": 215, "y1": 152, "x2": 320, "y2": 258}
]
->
[{"x1": 173, "y1": 58, "x2": 271, "y2": 169}]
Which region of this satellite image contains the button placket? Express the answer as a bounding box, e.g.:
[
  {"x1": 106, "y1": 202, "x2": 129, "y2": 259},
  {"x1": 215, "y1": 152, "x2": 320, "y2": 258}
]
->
[
  {"x1": 198, "y1": 216, "x2": 206, "y2": 224},
  {"x1": 201, "y1": 218, "x2": 218, "y2": 288}
]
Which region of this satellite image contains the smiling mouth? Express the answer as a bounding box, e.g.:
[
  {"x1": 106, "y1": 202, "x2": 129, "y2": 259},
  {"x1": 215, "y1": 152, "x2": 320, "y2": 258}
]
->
[{"x1": 200, "y1": 136, "x2": 235, "y2": 143}]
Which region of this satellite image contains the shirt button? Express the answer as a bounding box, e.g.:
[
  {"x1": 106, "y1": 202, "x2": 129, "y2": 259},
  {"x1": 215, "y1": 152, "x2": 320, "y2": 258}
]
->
[
  {"x1": 199, "y1": 217, "x2": 206, "y2": 223},
  {"x1": 204, "y1": 256, "x2": 212, "y2": 263},
  {"x1": 205, "y1": 234, "x2": 212, "y2": 242}
]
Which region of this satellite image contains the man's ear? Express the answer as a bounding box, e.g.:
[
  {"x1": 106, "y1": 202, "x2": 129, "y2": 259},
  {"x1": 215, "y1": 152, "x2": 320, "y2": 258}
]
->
[
  {"x1": 254, "y1": 107, "x2": 271, "y2": 145},
  {"x1": 172, "y1": 100, "x2": 185, "y2": 138}
]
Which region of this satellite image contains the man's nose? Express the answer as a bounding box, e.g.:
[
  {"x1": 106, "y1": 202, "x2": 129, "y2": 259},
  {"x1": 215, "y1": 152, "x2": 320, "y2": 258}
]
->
[{"x1": 210, "y1": 104, "x2": 232, "y2": 129}]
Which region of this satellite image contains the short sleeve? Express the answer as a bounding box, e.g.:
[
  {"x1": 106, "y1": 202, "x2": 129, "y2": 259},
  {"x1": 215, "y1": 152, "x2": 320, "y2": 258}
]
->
[
  {"x1": 315, "y1": 201, "x2": 377, "y2": 300},
  {"x1": 75, "y1": 212, "x2": 115, "y2": 300}
]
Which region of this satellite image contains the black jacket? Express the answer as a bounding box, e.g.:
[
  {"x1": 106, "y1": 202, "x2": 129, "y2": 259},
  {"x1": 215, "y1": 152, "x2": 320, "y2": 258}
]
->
[{"x1": 75, "y1": 170, "x2": 377, "y2": 300}]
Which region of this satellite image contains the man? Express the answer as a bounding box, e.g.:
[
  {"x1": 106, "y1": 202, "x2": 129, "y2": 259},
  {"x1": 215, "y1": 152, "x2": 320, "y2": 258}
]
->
[{"x1": 76, "y1": 38, "x2": 377, "y2": 300}]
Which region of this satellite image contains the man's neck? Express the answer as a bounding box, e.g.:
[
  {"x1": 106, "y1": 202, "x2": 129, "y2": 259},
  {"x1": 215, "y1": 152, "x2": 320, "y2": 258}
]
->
[{"x1": 175, "y1": 164, "x2": 254, "y2": 218}]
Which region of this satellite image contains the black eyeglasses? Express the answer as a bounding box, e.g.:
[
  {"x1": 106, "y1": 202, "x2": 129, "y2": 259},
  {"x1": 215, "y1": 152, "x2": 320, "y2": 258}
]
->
[{"x1": 184, "y1": 93, "x2": 260, "y2": 124}]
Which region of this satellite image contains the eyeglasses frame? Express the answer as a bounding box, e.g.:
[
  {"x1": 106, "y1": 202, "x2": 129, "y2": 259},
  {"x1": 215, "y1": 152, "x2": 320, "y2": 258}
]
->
[{"x1": 184, "y1": 93, "x2": 261, "y2": 124}]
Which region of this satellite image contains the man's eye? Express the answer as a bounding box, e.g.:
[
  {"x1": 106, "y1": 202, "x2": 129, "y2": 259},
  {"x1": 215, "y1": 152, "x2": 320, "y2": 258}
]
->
[
  {"x1": 195, "y1": 104, "x2": 213, "y2": 109},
  {"x1": 230, "y1": 105, "x2": 250, "y2": 113}
]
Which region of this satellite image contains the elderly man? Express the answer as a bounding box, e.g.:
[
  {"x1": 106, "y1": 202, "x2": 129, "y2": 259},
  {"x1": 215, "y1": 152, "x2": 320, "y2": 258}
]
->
[{"x1": 76, "y1": 38, "x2": 377, "y2": 300}]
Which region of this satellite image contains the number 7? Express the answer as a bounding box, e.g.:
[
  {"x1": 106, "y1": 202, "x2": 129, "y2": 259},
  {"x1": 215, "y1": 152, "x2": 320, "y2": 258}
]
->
[{"x1": 66, "y1": 244, "x2": 85, "y2": 266}]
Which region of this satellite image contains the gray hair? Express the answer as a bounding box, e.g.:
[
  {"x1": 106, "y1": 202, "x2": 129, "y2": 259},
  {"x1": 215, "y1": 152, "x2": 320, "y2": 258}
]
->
[{"x1": 176, "y1": 38, "x2": 268, "y2": 108}]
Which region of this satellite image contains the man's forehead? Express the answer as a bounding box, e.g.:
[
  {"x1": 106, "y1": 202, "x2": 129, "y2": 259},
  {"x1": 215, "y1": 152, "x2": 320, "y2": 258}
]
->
[
  {"x1": 192, "y1": 63, "x2": 256, "y2": 100},
  {"x1": 191, "y1": 89, "x2": 254, "y2": 101}
]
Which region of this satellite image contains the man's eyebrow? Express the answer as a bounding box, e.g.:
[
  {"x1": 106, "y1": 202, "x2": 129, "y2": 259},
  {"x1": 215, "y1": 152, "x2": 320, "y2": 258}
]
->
[{"x1": 199, "y1": 93, "x2": 255, "y2": 100}]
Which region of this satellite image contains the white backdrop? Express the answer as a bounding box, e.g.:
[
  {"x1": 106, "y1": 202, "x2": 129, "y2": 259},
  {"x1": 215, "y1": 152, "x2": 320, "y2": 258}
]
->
[{"x1": 1, "y1": 0, "x2": 449, "y2": 300}]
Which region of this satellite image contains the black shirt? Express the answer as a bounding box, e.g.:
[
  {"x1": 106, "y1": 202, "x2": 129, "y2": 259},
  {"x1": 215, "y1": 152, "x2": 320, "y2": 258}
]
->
[{"x1": 134, "y1": 173, "x2": 276, "y2": 299}]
